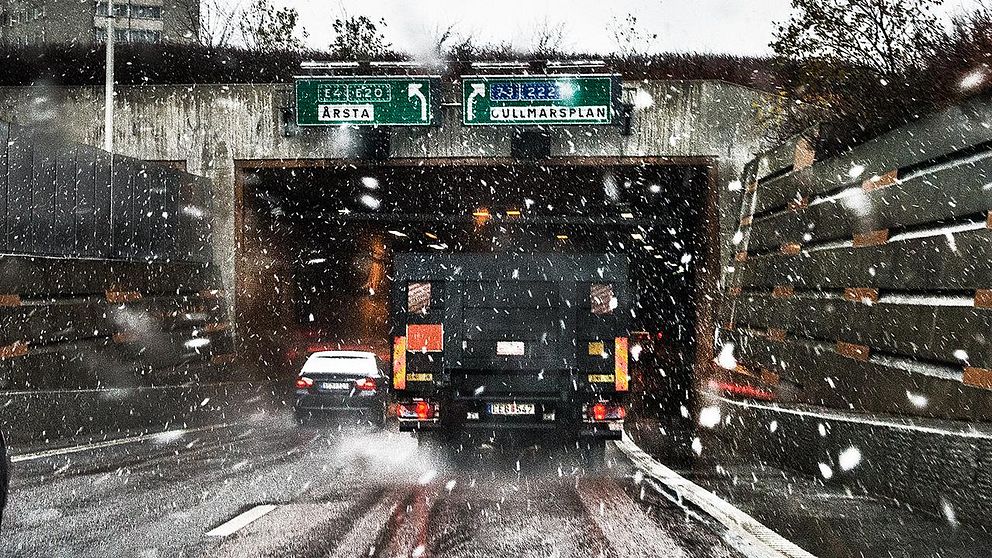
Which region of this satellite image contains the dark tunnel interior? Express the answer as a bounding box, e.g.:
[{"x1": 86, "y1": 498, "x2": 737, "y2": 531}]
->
[{"x1": 237, "y1": 162, "x2": 710, "y2": 415}]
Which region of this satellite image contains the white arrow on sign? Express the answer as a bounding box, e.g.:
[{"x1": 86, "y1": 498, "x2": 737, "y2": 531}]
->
[
  {"x1": 466, "y1": 83, "x2": 486, "y2": 121},
  {"x1": 408, "y1": 83, "x2": 428, "y2": 121}
]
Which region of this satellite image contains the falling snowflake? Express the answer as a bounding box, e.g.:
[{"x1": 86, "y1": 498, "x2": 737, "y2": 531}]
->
[
  {"x1": 717, "y1": 343, "x2": 737, "y2": 370},
  {"x1": 698, "y1": 406, "x2": 721, "y2": 428},
  {"x1": 838, "y1": 447, "x2": 862, "y2": 471},
  {"x1": 818, "y1": 463, "x2": 834, "y2": 479}
]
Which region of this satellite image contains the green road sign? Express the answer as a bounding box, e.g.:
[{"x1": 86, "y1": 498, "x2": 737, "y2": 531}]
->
[
  {"x1": 461, "y1": 75, "x2": 619, "y2": 126},
  {"x1": 295, "y1": 76, "x2": 439, "y2": 126}
]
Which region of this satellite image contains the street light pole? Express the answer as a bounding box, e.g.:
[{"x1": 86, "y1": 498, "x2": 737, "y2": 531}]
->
[{"x1": 104, "y1": 0, "x2": 115, "y2": 153}]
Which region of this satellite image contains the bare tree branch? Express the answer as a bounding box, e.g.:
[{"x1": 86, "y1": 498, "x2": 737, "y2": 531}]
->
[{"x1": 771, "y1": 0, "x2": 943, "y2": 78}]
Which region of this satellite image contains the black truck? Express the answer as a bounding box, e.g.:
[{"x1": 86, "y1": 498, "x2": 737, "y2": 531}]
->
[{"x1": 390, "y1": 252, "x2": 629, "y2": 459}]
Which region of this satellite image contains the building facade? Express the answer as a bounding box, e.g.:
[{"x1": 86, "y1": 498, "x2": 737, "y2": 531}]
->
[{"x1": 0, "y1": 0, "x2": 198, "y2": 45}]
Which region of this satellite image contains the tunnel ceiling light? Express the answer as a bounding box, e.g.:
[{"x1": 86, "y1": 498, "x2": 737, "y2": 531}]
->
[
  {"x1": 306, "y1": 258, "x2": 328, "y2": 264},
  {"x1": 387, "y1": 230, "x2": 407, "y2": 237},
  {"x1": 648, "y1": 184, "x2": 662, "y2": 194},
  {"x1": 337, "y1": 208, "x2": 351, "y2": 214},
  {"x1": 643, "y1": 245, "x2": 654, "y2": 251},
  {"x1": 620, "y1": 212, "x2": 634, "y2": 219},
  {"x1": 473, "y1": 209, "x2": 491, "y2": 226},
  {"x1": 505, "y1": 210, "x2": 522, "y2": 217},
  {"x1": 631, "y1": 233, "x2": 644, "y2": 240},
  {"x1": 425, "y1": 232, "x2": 439, "y2": 240},
  {"x1": 555, "y1": 234, "x2": 569, "y2": 240},
  {"x1": 428, "y1": 243, "x2": 448, "y2": 250}
]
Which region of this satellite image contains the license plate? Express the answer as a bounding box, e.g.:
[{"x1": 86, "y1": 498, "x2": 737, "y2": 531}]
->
[
  {"x1": 489, "y1": 402, "x2": 535, "y2": 416},
  {"x1": 320, "y1": 382, "x2": 351, "y2": 391},
  {"x1": 496, "y1": 341, "x2": 525, "y2": 356}
]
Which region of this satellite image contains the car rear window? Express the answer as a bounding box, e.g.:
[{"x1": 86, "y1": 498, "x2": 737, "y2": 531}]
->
[{"x1": 301, "y1": 355, "x2": 378, "y2": 376}]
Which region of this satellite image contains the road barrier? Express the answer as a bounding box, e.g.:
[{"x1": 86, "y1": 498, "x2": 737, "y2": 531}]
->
[
  {"x1": 725, "y1": 95, "x2": 992, "y2": 421},
  {"x1": 720, "y1": 93, "x2": 992, "y2": 523},
  {"x1": 0, "y1": 123, "x2": 212, "y2": 262},
  {"x1": 0, "y1": 122, "x2": 237, "y2": 395}
]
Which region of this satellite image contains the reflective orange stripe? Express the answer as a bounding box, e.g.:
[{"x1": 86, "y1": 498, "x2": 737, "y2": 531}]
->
[
  {"x1": 614, "y1": 337, "x2": 629, "y2": 392},
  {"x1": 393, "y1": 336, "x2": 407, "y2": 390},
  {"x1": 407, "y1": 324, "x2": 444, "y2": 352}
]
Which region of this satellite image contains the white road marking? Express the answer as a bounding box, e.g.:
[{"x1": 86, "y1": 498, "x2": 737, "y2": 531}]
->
[
  {"x1": 0, "y1": 379, "x2": 262, "y2": 396},
  {"x1": 11, "y1": 422, "x2": 237, "y2": 463},
  {"x1": 206, "y1": 504, "x2": 278, "y2": 537},
  {"x1": 616, "y1": 432, "x2": 818, "y2": 558}
]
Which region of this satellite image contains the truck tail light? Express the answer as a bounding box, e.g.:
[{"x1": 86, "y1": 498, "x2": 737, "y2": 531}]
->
[
  {"x1": 295, "y1": 376, "x2": 313, "y2": 389},
  {"x1": 393, "y1": 336, "x2": 407, "y2": 390},
  {"x1": 397, "y1": 400, "x2": 438, "y2": 420},
  {"x1": 414, "y1": 400, "x2": 432, "y2": 419},
  {"x1": 614, "y1": 336, "x2": 629, "y2": 392},
  {"x1": 587, "y1": 402, "x2": 625, "y2": 421},
  {"x1": 355, "y1": 377, "x2": 377, "y2": 391}
]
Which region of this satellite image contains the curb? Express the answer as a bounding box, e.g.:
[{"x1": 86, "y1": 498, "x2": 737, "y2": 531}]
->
[{"x1": 616, "y1": 431, "x2": 818, "y2": 558}]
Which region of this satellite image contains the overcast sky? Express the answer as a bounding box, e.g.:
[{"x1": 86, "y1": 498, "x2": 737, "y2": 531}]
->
[{"x1": 266, "y1": 0, "x2": 983, "y2": 56}]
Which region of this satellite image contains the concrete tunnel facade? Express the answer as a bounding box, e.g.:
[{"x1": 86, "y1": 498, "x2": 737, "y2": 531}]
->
[{"x1": 0, "y1": 78, "x2": 781, "y2": 382}]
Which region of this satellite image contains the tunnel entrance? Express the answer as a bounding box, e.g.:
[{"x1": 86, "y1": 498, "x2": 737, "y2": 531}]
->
[{"x1": 234, "y1": 158, "x2": 716, "y2": 418}]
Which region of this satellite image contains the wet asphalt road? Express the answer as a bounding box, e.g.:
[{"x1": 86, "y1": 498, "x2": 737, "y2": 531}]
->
[{"x1": 0, "y1": 413, "x2": 745, "y2": 558}]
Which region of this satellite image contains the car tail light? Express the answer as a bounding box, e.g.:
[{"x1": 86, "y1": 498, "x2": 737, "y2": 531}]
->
[
  {"x1": 295, "y1": 376, "x2": 314, "y2": 389},
  {"x1": 587, "y1": 401, "x2": 625, "y2": 422},
  {"x1": 397, "y1": 400, "x2": 437, "y2": 420},
  {"x1": 614, "y1": 337, "x2": 629, "y2": 392},
  {"x1": 355, "y1": 377, "x2": 377, "y2": 391},
  {"x1": 592, "y1": 403, "x2": 607, "y2": 421}
]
